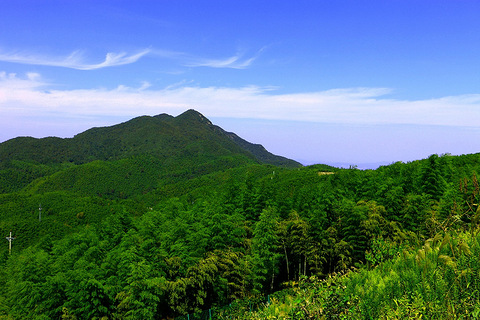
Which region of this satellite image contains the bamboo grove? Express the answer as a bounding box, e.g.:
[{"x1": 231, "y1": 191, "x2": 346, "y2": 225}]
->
[{"x1": 1, "y1": 152, "x2": 480, "y2": 319}]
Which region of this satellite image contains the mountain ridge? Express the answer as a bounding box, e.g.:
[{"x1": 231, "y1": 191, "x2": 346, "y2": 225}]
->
[{"x1": 0, "y1": 109, "x2": 301, "y2": 168}]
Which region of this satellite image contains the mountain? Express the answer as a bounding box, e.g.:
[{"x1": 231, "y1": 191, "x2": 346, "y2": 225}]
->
[{"x1": 0, "y1": 109, "x2": 301, "y2": 168}]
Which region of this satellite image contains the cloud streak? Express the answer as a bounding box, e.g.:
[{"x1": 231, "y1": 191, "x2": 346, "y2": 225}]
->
[
  {"x1": 150, "y1": 47, "x2": 263, "y2": 69},
  {"x1": 1, "y1": 73, "x2": 480, "y2": 131},
  {"x1": 183, "y1": 51, "x2": 260, "y2": 69},
  {"x1": 0, "y1": 49, "x2": 151, "y2": 70},
  {"x1": 0, "y1": 47, "x2": 262, "y2": 70}
]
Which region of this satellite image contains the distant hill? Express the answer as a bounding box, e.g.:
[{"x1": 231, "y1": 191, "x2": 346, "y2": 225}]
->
[{"x1": 0, "y1": 109, "x2": 301, "y2": 168}]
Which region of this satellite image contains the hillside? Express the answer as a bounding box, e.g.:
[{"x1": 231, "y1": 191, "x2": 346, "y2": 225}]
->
[
  {"x1": 0, "y1": 110, "x2": 300, "y2": 195},
  {"x1": 0, "y1": 109, "x2": 301, "y2": 167}
]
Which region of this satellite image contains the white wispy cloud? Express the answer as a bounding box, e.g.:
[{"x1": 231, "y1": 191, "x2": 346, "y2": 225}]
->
[
  {"x1": 183, "y1": 48, "x2": 263, "y2": 69},
  {"x1": 184, "y1": 54, "x2": 255, "y2": 69},
  {"x1": 0, "y1": 49, "x2": 150, "y2": 70},
  {"x1": 0, "y1": 72, "x2": 480, "y2": 127},
  {"x1": 1, "y1": 72, "x2": 480, "y2": 133},
  {"x1": 0, "y1": 47, "x2": 262, "y2": 70},
  {"x1": 0, "y1": 71, "x2": 46, "y2": 89},
  {"x1": 148, "y1": 47, "x2": 262, "y2": 69}
]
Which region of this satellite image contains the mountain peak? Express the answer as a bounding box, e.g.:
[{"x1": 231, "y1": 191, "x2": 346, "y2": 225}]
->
[{"x1": 175, "y1": 109, "x2": 213, "y2": 125}]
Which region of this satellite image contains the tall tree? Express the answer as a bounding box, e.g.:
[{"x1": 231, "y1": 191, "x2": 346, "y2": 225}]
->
[
  {"x1": 251, "y1": 207, "x2": 282, "y2": 293},
  {"x1": 420, "y1": 154, "x2": 445, "y2": 201}
]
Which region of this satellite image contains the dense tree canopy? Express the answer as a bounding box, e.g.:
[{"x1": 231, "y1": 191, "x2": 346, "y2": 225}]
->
[{"x1": 0, "y1": 150, "x2": 480, "y2": 319}]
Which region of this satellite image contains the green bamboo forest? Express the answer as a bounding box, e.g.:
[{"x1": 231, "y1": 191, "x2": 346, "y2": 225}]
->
[{"x1": 1, "y1": 110, "x2": 480, "y2": 319}]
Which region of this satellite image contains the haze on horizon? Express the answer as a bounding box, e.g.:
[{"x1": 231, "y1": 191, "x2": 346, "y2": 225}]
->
[{"x1": 1, "y1": 1, "x2": 480, "y2": 169}]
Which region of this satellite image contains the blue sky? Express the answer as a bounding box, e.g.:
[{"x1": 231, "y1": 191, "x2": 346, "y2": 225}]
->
[{"x1": 1, "y1": 0, "x2": 480, "y2": 168}]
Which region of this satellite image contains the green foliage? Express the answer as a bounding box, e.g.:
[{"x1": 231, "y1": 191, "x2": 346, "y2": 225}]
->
[
  {"x1": 420, "y1": 154, "x2": 446, "y2": 201},
  {"x1": 251, "y1": 207, "x2": 282, "y2": 293},
  {"x1": 230, "y1": 229, "x2": 480, "y2": 319},
  {"x1": 1, "y1": 117, "x2": 480, "y2": 320}
]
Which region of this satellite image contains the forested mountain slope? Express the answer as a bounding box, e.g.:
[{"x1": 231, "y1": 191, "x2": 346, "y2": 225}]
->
[
  {"x1": 0, "y1": 111, "x2": 480, "y2": 319},
  {"x1": 0, "y1": 109, "x2": 299, "y2": 166},
  {"x1": 0, "y1": 110, "x2": 300, "y2": 194}
]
